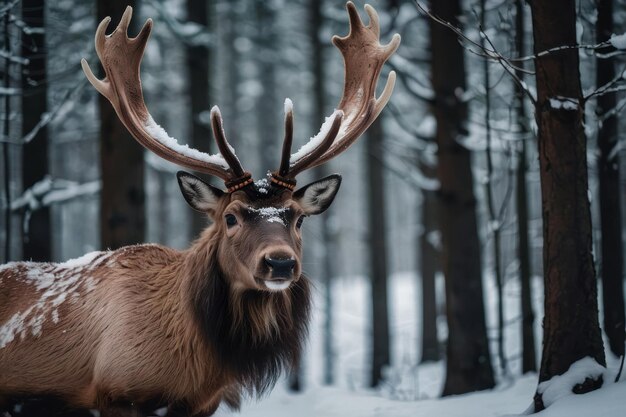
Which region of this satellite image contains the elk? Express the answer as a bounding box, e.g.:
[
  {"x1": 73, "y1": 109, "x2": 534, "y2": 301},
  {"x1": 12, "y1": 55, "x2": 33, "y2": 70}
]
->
[{"x1": 0, "y1": 3, "x2": 399, "y2": 416}]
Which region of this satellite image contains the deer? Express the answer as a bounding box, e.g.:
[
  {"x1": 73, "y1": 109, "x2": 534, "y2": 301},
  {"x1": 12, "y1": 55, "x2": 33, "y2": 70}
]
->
[{"x1": 0, "y1": 3, "x2": 399, "y2": 416}]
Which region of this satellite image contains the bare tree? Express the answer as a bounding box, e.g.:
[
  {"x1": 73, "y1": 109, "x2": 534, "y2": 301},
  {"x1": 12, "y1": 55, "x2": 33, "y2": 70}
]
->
[
  {"x1": 2, "y1": 6, "x2": 14, "y2": 262},
  {"x1": 367, "y1": 116, "x2": 391, "y2": 388},
  {"x1": 309, "y1": 0, "x2": 338, "y2": 386},
  {"x1": 529, "y1": 0, "x2": 606, "y2": 409},
  {"x1": 186, "y1": 0, "x2": 213, "y2": 237},
  {"x1": 21, "y1": 0, "x2": 50, "y2": 261},
  {"x1": 596, "y1": 0, "x2": 625, "y2": 359},
  {"x1": 97, "y1": 0, "x2": 145, "y2": 250},
  {"x1": 428, "y1": 0, "x2": 495, "y2": 395},
  {"x1": 254, "y1": 0, "x2": 279, "y2": 173},
  {"x1": 479, "y1": 0, "x2": 506, "y2": 375},
  {"x1": 514, "y1": 0, "x2": 536, "y2": 374},
  {"x1": 419, "y1": 158, "x2": 440, "y2": 363}
]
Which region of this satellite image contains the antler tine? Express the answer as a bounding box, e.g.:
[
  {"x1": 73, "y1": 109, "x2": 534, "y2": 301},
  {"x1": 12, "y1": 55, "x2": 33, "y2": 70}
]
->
[
  {"x1": 287, "y1": 112, "x2": 343, "y2": 179},
  {"x1": 83, "y1": 7, "x2": 247, "y2": 187},
  {"x1": 278, "y1": 99, "x2": 294, "y2": 177},
  {"x1": 281, "y1": 2, "x2": 400, "y2": 182},
  {"x1": 210, "y1": 106, "x2": 249, "y2": 181},
  {"x1": 364, "y1": 4, "x2": 380, "y2": 37}
]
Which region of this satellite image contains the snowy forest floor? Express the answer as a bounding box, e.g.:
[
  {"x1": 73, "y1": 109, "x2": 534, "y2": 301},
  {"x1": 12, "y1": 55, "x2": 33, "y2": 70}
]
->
[
  {"x1": 216, "y1": 272, "x2": 625, "y2": 416},
  {"x1": 216, "y1": 373, "x2": 625, "y2": 416}
]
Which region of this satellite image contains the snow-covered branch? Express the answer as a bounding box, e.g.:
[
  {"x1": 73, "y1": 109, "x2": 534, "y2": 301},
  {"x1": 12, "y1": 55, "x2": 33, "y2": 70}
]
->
[
  {"x1": 19, "y1": 79, "x2": 88, "y2": 145},
  {"x1": 145, "y1": 0, "x2": 213, "y2": 48},
  {"x1": 10, "y1": 177, "x2": 101, "y2": 213}
]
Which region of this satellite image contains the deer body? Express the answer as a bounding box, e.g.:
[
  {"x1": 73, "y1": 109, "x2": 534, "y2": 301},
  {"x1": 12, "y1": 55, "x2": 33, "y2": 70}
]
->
[
  {"x1": 1, "y1": 226, "x2": 310, "y2": 415},
  {"x1": 0, "y1": 3, "x2": 399, "y2": 416}
]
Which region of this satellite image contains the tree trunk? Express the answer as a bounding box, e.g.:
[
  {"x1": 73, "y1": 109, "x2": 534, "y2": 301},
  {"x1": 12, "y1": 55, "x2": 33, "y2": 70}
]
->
[
  {"x1": 98, "y1": 0, "x2": 145, "y2": 250},
  {"x1": 596, "y1": 0, "x2": 625, "y2": 359},
  {"x1": 21, "y1": 0, "x2": 51, "y2": 261},
  {"x1": 529, "y1": 0, "x2": 606, "y2": 409},
  {"x1": 309, "y1": 0, "x2": 337, "y2": 385},
  {"x1": 224, "y1": 0, "x2": 241, "y2": 148},
  {"x1": 514, "y1": 0, "x2": 537, "y2": 375},
  {"x1": 254, "y1": 0, "x2": 278, "y2": 174},
  {"x1": 186, "y1": 0, "x2": 213, "y2": 238},
  {"x1": 429, "y1": 0, "x2": 495, "y2": 395},
  {"x1": 2, "y1": 11, "x2": 12, "y2": 262},
  {"x1": 419, "y1": 160, "x2": 440, "y2": 363},
  {"x1": 480, "y1": 0, "x2": 506, "y2": 375},
  {"x1": 366, "y1": 117, "x2": 391, "y2": 387}
]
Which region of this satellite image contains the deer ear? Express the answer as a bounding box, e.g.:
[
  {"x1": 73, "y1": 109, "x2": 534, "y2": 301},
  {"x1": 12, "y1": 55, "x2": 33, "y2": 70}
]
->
[
  {"x1": 293, "y1": 174, "x2": 342, "y2": 215},
  {"x1": 177, "y1": 171, "x2": 225, "y2": 214}
]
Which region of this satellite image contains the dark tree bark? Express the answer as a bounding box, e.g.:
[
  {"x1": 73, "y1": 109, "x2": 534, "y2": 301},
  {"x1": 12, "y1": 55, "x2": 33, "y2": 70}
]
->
[
  {"x1": 479, "y1": 0, "x2": 506, "y2": 375},
  {"x1": 186, "y1": 0, "x2": 213, "y2": 237},
  {"x1": 429, "y1": 0, "x2": 495, "y2": 395},
  {"x1": 98, "y1": 0, "x2": 145, "y2": 250},
  {"x1": 309, "y1": 0, "x2": 337, "y2": 385},
  {"x1": 596, "y1": 0, "x2": 625, "y2": 359},
  {"x1": 419, "y1": 160, "x2": 440, "y2": 363},
  {"x1": 21, "y1": 0, "x2": 51, "y2": 261},
  {"x1": 367, "y1": 117, "x2": 391, "y2": 387},
  {"x1": 529, "y1": 0, "x2": 606, "y2": 409},
  {"x1": 254, "y1": 0, "x2": 279, "y2": 173},
  {"x1": 224, "y1": 0, "x2": 241, "y2": 148},
  {"x1": 2, "y1": 9, "x2": 12, "y2": 262},
  {"x1": 515, "y1": 0, "x2": 536, "y2": 374}
]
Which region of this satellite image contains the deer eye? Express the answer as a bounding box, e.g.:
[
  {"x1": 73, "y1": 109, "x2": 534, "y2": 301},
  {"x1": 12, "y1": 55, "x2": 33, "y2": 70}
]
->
[
  {"x1": 296, "y1": 216, "x2": 305, "y2": 229},
  {"x1": 225, "y1": 214, "x2": 238, "y2": 227}
]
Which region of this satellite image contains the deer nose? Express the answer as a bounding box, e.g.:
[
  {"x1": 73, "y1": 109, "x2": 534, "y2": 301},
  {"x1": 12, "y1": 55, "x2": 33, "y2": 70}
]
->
[{"x1": 264, "y1": 257, "x2": 296, "y2": 277}]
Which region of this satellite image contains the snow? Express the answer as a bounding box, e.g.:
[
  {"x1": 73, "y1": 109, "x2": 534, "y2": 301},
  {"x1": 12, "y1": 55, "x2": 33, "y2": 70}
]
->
[
  {"x1": 609, "y1": 32, "x2": 626, "y2": 49},
  {"x1": 284, "y1": 98, "x2": 293, "y2": 114},
  {"x1": 255, "y1": 178, "x2": 270, "y2": 194},
  {"x1": 144, "y1": 115, "x2": 229, "y2": 169},
  {"x1": 249, "y1": 207, "x2": 287, "y2": 225},
  {"x1": 0, "y1": 251, "x2": 112, "y2": 349},
  {"x1": 425, "y1": 230, "x2": 442, "y2": 250},
  {"x1": 548, "y1": 97, "x2": 578, "y2": 111},
  {"x1": 212, "y1": 272, "x2": 624, "y2": 416},
  {"x1": 218, "y1": 376, "x2": 625, "y2": 417},
  {"x1": 11, "y1": 178, "x2": 100, "y2": 214},
  {"x1": 290, "y1": 110, "x2": 343, "y2": 165},
  {"x1": 0, "y1": 48, "x2": 29, "y2": 65},
  {"x1": 0, "y1": 86, "x2": 21, "y2": 95},
  {"x1": 536, "y1": 357, "x2": 607, "y2": 409},
  {"x1": 416, "y1": 114, "x2": 436, "y2": 139}
]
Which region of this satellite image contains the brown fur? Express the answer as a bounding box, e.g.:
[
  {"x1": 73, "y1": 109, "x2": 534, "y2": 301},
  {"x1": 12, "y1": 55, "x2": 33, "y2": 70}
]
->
[{"x1": 0, "y1": 187, "x2": 319, "y2": 416}]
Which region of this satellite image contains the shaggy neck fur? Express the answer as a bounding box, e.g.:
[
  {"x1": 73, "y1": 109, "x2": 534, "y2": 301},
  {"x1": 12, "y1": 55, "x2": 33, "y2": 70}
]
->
[{"x1": 184, "y1": 230, "x2": 311, "y2": 397}]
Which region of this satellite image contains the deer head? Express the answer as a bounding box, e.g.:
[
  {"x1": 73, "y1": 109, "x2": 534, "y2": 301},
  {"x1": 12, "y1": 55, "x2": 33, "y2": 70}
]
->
[{"x1": 81, "y1": 2, "x2": 400, "y2": 292}]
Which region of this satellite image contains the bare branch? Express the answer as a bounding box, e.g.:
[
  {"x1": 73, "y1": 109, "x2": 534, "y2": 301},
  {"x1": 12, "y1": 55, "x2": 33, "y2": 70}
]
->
[{"x1": 415, "y1": 1, "x2": 538, "y2": 105}]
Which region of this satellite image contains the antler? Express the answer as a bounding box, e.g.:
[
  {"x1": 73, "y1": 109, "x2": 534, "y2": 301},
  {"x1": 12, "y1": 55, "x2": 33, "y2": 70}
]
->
[
  {"x1": 81, "y1": 6, "x2": 251, "y2": 190},
  {"x1": 272, "y1": 2, "x2": 400, "y2": 186}
]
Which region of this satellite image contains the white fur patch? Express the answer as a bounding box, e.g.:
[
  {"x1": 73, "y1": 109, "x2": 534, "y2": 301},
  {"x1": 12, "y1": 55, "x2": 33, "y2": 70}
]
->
[
  {"x1": 0, "y1": 251, "x2": 112, "y2": 348},
  {"x1": 264, "y1": 280, "x2": 292, "y2": 291},
  {"x1": 249, "y1": 206, "x2": 287, "y2": 226}
]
